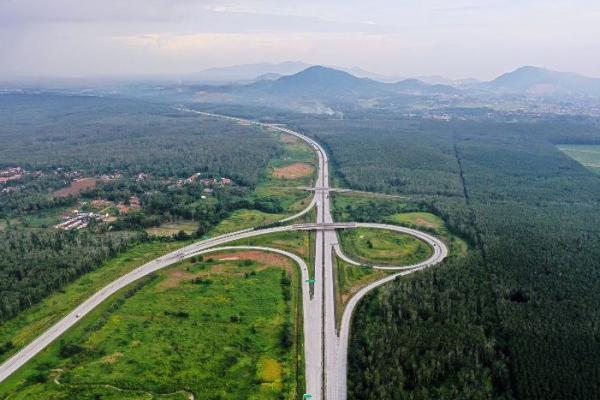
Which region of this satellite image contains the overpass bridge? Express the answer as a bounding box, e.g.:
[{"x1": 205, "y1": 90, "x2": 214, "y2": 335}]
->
[{"x1": 290, "y1": 223, "x2": 357, "y2": 231}]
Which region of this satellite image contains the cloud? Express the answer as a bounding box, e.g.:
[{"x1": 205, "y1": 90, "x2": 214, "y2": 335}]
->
[{"x1": 1, "y1": 0, "x2": 600, "y2": 80}]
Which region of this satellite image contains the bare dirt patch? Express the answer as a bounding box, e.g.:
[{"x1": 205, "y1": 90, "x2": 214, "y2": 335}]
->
[
  {"x1": 271, "y1": 163, "x2": 314, "y2": 179},
  {"x1": 159, "y1": 269, "x2": 196, "y2": 289},
  {"x1": 53, "y1": 178, "x2": 97, "y2": 198}
]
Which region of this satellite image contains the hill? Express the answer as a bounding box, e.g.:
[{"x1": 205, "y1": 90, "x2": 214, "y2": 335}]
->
[{"x1": 484, "y1": 66, "x2": 600, "y2": 96}]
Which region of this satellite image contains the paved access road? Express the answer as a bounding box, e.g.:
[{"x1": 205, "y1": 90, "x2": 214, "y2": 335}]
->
[{"x1": 0, "y1": 110, "x2": 448, "y2": 400}]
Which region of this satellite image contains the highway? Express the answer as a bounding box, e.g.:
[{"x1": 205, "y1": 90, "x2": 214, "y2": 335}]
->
[{"x1": 0, "y1": 110, "x2": 449, "y2": 400}]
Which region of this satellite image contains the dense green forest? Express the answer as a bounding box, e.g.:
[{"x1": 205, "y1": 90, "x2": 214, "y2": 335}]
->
[
  {"x1": 279, "y1": 113, "x2": 600, "y2": 399},
  {"x1": 0, "y1": 229, "x2": 141, "y2": 326}
]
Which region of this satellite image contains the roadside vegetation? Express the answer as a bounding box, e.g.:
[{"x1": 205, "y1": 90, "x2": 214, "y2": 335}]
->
[
  {"x1": 0, "y1": 250, "x2": 302, "y2": 400},
  {"x1": 333, "y1": 257, "x2": 388, "y2": 328}
]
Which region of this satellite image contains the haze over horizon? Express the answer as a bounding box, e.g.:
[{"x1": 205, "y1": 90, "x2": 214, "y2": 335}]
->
[{"x1": 2, "y1": 0, "x2": 600, "y2": 81}]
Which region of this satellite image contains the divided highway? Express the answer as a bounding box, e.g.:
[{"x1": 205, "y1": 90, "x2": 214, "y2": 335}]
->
[{"x1": 0, "y1": 109, "x2": 448, "y2": 400}]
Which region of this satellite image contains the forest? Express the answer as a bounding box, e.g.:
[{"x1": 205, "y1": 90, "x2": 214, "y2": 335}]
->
[
  {"x1": 0, "y1": 229, "x2": 141, "y2": 327},
  {"x1": 285, "y1": 113, "x2": 600, "y2": 399}
]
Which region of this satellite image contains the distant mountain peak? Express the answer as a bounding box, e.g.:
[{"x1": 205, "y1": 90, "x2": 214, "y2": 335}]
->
[{"x1": 487, "y1": 66, "x2": 600, "y2": 96}]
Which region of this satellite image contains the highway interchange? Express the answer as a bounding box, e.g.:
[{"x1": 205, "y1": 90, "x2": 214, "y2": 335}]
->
[{"x1": 0, "y1": 110, "x2": 448, "y2": 399}]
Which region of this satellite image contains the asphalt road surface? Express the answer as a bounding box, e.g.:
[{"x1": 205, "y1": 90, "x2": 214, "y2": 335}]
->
[{"x1": 0, "y1": 110, "x2": 448, "y2": 400}]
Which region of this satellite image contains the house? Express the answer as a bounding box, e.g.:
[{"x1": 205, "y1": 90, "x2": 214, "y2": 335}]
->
[{"x1": 129, "y1": 196, "x2": 141, "y2": 207}]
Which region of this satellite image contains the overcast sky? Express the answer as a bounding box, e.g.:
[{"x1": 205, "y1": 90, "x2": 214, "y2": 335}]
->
[{"x1": 1, "y1": 0, "x2": 600, "y2": 80}]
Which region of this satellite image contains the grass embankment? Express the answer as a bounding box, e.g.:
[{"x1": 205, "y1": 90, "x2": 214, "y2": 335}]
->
[
  {"x1": 333, "y1": 257, "x2": 390, "y2": 328},
  {"x1": 339, "y1": 227, "x2": 432, "y2": 267},
  {"x1": 1, "y1": 250, "x2": 302, "y2": 400},
  {"x1": 0, "y1": 240, "x2": 190, "y2": 365}
]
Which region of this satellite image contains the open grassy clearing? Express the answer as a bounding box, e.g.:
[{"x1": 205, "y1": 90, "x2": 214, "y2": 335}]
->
[
  {"x1": 1, "y1": 250, "x2": 302, "y2": 400},
  {"x1": 210, "y1": 209, "x2": 284, "y2": 235},
  {"x1": 339, "y1": 227, "x2": 432, "y2": 267},
  {"x1": 255, "y1": 186, "x2": 312, "y2": 213},
  {"x1": 0, "y1": 240, "x2": 190, "y2": 365},
  {"x1": 16, "y1": 205, "x2": 73, "y2": 229},
  {"x1": 558, "y1": 144, "x2": 600, "y2": 174},
  {"x1": 145, "y1": 220, "x2": 198, "y2": 237}
]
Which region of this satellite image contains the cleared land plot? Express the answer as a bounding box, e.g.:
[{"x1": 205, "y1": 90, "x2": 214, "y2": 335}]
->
[
  {"x1": 558, "y1": 144, "x2": 600, "y2": 174},
  {"x1": 1, "y1": 252, "x2": 301, "y2": 400},
  {"x1": 263, "y1": 133, "x2": 317, "y2": 188},
  {"x1": 271, "y1": 162, "x2": 314, "y2": 180},
  {"x1": 0, "y1": 241, "x2": 189, "y2": 365},
  {"x1": 338, "y1": 227, "x2": 432, "y2": 267},
  {"x1": 52, "y1": 178, "x2": 98, "y2": 198},
  {"x1": 146, "y1": 220, "x2": 198, "y2": 237}
]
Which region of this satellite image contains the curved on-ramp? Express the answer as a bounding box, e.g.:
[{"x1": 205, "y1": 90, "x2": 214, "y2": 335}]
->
[{"x1": 330, "y1": 224, "x2": 448, "y2": 400}]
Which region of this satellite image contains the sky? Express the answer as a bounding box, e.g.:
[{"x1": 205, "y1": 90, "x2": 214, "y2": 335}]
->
[{"x1": 1, "y1": 0, "x2": 600, "y2": 81}]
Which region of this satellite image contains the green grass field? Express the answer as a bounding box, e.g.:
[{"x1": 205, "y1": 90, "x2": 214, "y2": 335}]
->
[
  {"x1": 339, "y1": 227, "x2": 432, "y2": 266},
  {"x1": 0, "y1": 241, "x2": 190, "y2": 365},
  {"x1": 558, "y1": 144, "x2": 600, "y2": 174},
  {"x1": 1, "y1": 251, "x2": 302, "y2": 400}
]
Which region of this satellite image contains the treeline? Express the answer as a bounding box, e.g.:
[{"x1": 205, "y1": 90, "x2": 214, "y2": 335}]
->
[
  {"x1": 292, "y1": 114, "x2": 600, "y2": 399},
  {"x1": 0, "y1": 228, "x2": 143, "y2": 323}
]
